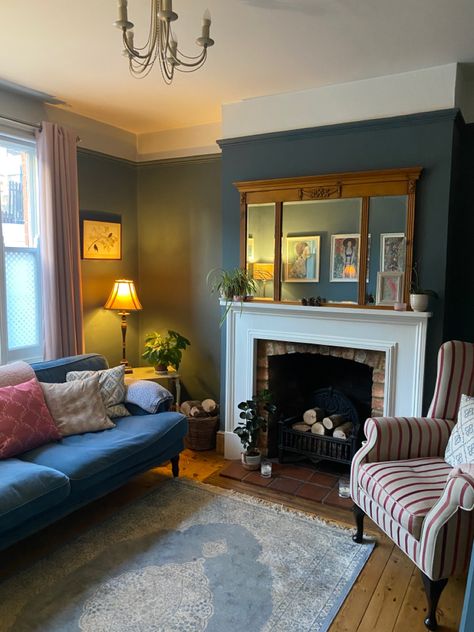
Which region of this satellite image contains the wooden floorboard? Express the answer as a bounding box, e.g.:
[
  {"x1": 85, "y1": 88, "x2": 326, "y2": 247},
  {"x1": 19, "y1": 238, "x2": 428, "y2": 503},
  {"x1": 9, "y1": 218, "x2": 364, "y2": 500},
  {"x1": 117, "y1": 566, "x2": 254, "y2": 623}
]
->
[{"x1": 0, "y1": 450, "x2": 467, "y2": 631}]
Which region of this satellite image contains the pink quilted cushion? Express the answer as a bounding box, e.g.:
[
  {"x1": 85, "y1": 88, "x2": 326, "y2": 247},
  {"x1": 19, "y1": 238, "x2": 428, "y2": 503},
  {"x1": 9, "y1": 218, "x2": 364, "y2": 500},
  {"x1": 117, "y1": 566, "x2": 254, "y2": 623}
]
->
[{"x1": 0, "y1": 378, "x2": 61, "y2": 459}]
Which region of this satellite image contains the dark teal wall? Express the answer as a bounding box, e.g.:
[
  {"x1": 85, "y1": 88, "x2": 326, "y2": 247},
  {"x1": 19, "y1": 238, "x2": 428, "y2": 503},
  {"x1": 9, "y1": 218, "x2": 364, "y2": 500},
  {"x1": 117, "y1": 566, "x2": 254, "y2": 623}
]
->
[
  {"x1": 219, "y1": 110, "x2": 460, "y2": 411},
  {"x1": 137, "y1": 156, "x2": 222, "y2": 401},
  {"x1": 77, "y1": 150, "x2": 139, "y2": 367}
]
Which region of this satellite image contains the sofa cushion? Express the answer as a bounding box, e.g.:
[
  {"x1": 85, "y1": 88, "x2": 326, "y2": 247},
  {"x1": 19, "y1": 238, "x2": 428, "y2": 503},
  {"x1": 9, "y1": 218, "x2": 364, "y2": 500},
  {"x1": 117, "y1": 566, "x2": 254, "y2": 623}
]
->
[
  {"x1": 0, "y1": 459, "x2": 70, "y2": 532},
  {"x1": 357, "y1": 457, "x2": 452, "y2": 539},
  {"x1": 40, "y1": 375, "x2": 115, "y2": 437},
  {"x1": 19, "y1": 412, "x2": 187, "y2": 492},
  {"x1": 0, "y1": 378, "x2": 61, "y2": 459},
  {"x1": 445, "y1": 394, "x2": 474, "y2": 467},
  {"x1": 66, "y1": 365, "x2": 130, "y2": 418},
  {"x1": 0, "y1": 360, "x2": 36, "y2": 387}
]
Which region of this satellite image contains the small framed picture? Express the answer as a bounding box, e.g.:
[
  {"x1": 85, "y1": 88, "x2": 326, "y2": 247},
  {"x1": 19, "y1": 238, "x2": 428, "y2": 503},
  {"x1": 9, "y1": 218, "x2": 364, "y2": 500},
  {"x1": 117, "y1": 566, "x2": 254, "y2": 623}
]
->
[
  {"x1": 376, "y1": 271, "x2": 404, "y2": 305},
  {"x1": 381, "y1": 233, "x2": 406, "y2": 272},
  {"x1": 247, "y1": 236, "x2": 255, "y2": 262},
  {"x1": 330, "y1": 234, "x2": 359, "y2": 282},
  {"x1": 81, "y1": 212, "x2": 122, "y2": 260},
  {"x1": 284, "y1": 235, "x2": 320, "y2": 282}
]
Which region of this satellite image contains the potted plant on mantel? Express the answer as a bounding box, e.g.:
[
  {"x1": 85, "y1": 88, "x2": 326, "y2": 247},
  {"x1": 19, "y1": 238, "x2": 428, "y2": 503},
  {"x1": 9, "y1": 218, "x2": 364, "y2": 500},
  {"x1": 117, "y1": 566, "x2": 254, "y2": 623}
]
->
[
  {"x1": 207, "y1": 267, "x2": 258, "y2": 326},
  {"x1": 234, "y1": 391, "x2": 276, "y2": 470},
  {"x1": 142, "y1": 330, "x2": 190, "y2": 373},
  {"x1": 409, "y1": 262, "x2": 438, "y2": 312}
]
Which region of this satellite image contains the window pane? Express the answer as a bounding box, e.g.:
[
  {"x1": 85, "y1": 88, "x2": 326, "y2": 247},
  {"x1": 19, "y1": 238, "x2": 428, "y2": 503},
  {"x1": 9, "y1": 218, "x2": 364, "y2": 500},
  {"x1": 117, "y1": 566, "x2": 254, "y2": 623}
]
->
[
  {"x1": 247, "y1": 203, "x2": 275, "y2": 299},
  {"x1": 5, "y1": 248, "x2": 40, "y2": 349}
]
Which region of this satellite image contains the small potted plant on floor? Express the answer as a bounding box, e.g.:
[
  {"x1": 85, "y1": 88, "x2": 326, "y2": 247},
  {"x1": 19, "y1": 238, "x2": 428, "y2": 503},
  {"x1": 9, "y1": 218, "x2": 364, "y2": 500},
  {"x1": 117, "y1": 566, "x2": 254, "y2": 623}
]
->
[
  {"x1": 234, "y1": 390, "x2": 276, "y2": 470},
  {"x1": 142, "y1": 330, "x2": 190, "y2": 373},
  {"x1": 207, "y1": 267, "x2": 258, "y2": 326},
  {"x1": 409, "y1": 262, "x2": 438, "y2": 312}
]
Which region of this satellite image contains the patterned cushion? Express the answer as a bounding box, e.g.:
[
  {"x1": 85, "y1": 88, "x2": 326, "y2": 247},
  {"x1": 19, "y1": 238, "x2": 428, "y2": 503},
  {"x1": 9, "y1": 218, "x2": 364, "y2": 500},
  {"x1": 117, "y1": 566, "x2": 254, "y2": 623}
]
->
[
  {"x1": 444, "y1": 394, "x2": 474, "y2": 466},
  {"x1": 0, "y1": 378, "x2": 61, "y2": 459},
  {"x1": 358, "y1": 457, "x2": 452, "y2": 538},
  {"x1": 40, "y1": 374, "x2": 115, "y2": 437},
  {"x1": 66, "y1": 365, "x2": 130, "y2": 418}
]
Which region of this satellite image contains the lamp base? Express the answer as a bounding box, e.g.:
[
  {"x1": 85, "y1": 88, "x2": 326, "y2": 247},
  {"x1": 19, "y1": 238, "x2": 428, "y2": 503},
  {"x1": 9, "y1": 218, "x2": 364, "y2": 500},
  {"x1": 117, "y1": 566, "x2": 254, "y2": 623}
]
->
[{"x1": 120, "y1": 359, "x2": 133, "y2": 374}]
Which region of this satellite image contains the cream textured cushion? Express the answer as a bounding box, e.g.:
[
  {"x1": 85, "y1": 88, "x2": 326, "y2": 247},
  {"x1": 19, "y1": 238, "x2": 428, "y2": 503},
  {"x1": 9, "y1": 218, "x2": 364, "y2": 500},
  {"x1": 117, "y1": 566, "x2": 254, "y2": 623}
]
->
[
  {"x1": 66, "y1": 365, "x2": 130, "y2": 418},
  {"x1": 444, "y1": 394, "x2": 474, "y2": 466},
  {"x1": 40, "y1": 374, "x2": 115, "y2": 437}
]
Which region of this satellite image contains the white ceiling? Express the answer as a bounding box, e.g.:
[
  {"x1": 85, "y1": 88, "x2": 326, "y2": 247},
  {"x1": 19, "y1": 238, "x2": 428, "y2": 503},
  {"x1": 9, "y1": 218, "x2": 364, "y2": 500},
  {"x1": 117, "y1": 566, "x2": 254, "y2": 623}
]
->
[{"x1": 2, "y1": 0, "x2": 474, "y2": 134}]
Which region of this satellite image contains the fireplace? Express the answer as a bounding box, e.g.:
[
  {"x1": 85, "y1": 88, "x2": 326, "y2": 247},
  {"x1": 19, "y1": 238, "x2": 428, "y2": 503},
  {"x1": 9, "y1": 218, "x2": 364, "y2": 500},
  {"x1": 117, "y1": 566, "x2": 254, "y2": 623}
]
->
[
  {"x1": 256, "y1": 341, "x2": 385, "y2": 460},
  {"x1": 222, "y1": 301, "x2": 430, "y2": 461}
]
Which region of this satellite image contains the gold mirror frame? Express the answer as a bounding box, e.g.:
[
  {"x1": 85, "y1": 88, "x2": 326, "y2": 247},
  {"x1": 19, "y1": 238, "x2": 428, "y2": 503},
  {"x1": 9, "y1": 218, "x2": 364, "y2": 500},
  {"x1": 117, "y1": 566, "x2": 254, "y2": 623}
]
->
[{"x1": 235, "y1": 167, "x2": 422, "y2": 308}]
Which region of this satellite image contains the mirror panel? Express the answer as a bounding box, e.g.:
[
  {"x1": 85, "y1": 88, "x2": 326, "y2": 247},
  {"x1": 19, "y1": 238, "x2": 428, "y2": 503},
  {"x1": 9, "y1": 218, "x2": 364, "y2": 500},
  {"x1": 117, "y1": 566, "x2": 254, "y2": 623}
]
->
[
  {"x1": 366, "y1": 196, "x2": 408, "y2": 305},
  {"x1": 247, "y1": 203, "x2": 275, "y2": 299},
  {"x1": 281, "y1": 198, "x2": 362, "y2": 304}
]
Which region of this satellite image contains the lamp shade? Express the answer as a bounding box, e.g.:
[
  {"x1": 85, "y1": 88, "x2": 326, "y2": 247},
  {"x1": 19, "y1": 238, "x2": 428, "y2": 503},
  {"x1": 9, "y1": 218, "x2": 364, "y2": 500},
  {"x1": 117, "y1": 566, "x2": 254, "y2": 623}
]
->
[{"x1": 104, "y1": 279, "x2": 143, "y2": 311}]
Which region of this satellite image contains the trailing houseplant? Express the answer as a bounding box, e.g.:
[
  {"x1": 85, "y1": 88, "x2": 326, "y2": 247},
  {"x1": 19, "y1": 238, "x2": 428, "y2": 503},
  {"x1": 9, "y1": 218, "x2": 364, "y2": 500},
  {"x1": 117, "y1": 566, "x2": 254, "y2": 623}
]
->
[
  {"x1": 410, "y1": 262, "x2": 438, "y2": 312},
  {"x1": 142, "y1": 330, "x2": 190, "y2": 372},
  {"x1": 207, "y1": 267, "x2": 258, "y2": 326},
  {"x1": 234, "y1": 390, "x2": 276, "y2": 470}
]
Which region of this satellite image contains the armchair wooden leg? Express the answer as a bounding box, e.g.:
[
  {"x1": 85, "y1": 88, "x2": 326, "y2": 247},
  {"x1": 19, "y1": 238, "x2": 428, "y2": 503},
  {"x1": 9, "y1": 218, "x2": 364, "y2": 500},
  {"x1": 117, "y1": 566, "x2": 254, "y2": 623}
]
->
[
  {"x1": 352, "y1": 504, "x2": 365, "y2": 543},
  {"x1": 171, "y1": 455, "x2": 180, "y2": 478},
  {"x1": 421, "y1": 572, "x2": 448, "y2": 631}
]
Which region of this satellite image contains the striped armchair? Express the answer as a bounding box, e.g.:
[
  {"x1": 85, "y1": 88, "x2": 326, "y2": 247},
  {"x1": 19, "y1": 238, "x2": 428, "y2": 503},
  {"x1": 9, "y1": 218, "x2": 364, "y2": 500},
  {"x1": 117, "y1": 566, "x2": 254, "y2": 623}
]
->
[{"x1": 351, "y1": 340, "x2": 474, "y2": 631}]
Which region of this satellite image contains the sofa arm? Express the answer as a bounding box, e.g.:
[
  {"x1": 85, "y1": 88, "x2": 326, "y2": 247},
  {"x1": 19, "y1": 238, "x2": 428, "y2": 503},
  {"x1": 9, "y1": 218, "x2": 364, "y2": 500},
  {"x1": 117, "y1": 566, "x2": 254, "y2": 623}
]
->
[{"x1": 361, "y1": 416, "x2": 455, "y2": 463}]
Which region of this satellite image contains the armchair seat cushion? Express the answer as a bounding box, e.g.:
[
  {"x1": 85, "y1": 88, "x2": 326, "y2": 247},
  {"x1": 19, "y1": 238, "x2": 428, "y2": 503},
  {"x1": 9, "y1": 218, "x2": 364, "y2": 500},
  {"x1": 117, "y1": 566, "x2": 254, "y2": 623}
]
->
[{"x1": 358, "y1": 457, "x2": 452, "y2": 539}]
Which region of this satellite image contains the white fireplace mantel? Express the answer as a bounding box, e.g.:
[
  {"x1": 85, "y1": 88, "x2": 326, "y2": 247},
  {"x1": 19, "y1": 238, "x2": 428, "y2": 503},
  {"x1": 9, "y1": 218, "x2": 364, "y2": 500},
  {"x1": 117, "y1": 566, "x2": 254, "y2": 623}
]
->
[{"x1": 222, "y1": 301, "x2": 431, "y2": 459}]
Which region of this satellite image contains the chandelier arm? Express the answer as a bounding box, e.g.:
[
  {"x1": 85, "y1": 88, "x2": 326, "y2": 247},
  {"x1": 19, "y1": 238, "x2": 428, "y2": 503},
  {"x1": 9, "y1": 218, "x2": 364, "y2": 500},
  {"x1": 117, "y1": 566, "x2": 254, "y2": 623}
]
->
[{"x1": 175, "y1": 54, "x2": 208, "y2": 73}]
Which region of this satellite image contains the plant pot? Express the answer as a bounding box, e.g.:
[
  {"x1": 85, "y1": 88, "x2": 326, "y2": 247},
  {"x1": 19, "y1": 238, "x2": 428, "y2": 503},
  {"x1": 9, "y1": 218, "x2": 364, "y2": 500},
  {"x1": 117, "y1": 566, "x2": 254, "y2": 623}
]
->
[
  {"x1": 233, "y1": 295, "x2": 245, "y2": 302},
  {"x1": 154, "y1": 363, "x2": 168, "y2": 373},
  {"x1": 410, "y1": 293, "x2": 429, "y2": 312},
  {"x1": 241, "y1": 451, "x2": 261, "y2": 470}
]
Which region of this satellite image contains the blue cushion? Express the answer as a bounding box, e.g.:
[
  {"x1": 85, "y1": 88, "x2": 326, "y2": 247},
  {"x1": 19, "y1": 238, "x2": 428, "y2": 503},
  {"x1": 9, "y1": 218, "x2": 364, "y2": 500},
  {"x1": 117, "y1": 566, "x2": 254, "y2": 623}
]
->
[
  {"x1": 0, "y1": 459, "x2": 70, "y2": 532},
  {"x1": 19, "y1": 412, "x2": 187, "y2": 492},
  {"x1": 31, "y1": 354, "x2": 108, "y2": 384}
]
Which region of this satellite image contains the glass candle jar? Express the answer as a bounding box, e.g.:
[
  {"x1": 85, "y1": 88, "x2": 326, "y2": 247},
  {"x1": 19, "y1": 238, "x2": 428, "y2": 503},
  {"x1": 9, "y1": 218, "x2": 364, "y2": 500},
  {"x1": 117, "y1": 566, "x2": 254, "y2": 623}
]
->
[{"x1": 260, "y1": 460, "x2": 272, "y2": 478}]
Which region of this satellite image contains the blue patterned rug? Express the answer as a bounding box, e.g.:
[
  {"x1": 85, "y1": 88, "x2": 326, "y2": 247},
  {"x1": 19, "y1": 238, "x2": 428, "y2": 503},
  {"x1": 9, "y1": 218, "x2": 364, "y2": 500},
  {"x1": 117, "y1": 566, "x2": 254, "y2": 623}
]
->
[{"x1": 0, "y1": 479, "x2": 373, "y2": 631}]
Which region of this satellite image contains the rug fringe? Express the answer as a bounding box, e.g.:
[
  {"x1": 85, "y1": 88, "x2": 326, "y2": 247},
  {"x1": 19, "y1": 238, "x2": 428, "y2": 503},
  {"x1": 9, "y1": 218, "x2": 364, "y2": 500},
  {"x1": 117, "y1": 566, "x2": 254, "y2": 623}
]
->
[{"x1": 168, "y1": 477, "x2": 361, "y2": 536}]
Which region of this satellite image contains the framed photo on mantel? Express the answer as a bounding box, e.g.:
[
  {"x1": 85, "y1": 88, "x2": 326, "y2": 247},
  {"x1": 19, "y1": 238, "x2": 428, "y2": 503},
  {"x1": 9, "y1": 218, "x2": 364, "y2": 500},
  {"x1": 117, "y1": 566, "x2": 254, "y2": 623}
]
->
[{"x1": 80, "y1": 211, "x2": 122, "y2": 260}]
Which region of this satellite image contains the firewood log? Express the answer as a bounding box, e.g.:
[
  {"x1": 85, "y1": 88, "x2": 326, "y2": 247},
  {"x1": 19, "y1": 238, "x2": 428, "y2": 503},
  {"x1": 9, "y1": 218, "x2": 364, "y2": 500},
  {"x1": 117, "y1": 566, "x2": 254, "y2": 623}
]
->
[
  {"x1": 303, "y1": 407, "x2": 325, "y2": 425},
  {"x1": 310, "y1": 421, "x2": 326, "y2": 435},
  {"x1": 202, "y1": 398, "x2": 218, "y2": 414},
  {"x1": 322, "y1": 414, "x2": 346, "y2": 430},
  {"x1": 333, "y1": 422, "x2": 353, "y2": 440},
  {"x1": 180, "y1": 400, "x2": 201, "y2": 416},
  {"x1": 189, "y1": 405, "x2": 209, "y2": 418},
  {"x1": 292, "y1": 422, "x2": 311, "y2": 432}
]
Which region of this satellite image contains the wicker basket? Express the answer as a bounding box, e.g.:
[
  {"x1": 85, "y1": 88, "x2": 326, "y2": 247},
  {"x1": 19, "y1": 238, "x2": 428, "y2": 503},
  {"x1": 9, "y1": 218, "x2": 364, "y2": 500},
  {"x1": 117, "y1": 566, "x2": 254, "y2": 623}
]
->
[{"x1": 184, "y1": 415, "x2": 219, "y2": 451}]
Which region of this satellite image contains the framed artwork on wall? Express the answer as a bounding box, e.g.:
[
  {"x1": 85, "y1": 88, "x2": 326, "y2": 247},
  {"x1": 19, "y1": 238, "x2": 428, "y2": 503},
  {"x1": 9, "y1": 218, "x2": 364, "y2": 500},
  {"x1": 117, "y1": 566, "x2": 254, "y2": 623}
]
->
[
  {"x1": 284, "y1": 235, "x2": 320, "y2": 282},
  {"x1": 330, "y1": 233, "x2": 359, "y2": 282},
  {"x1": 381, "y1": 233, "x2": 406, "y2": 272},
  {"x1": 376, "y1": 271, "x2": 404, "y2": 305},
  {"x1": 80, "y1": 211, "x2": 122, "y2": 260}
]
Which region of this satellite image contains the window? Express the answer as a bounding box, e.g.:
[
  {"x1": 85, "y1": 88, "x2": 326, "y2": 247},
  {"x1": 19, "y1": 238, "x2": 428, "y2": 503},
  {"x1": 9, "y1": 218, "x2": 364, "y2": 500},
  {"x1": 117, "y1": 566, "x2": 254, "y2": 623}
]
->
[{"x1": 0, "y1": 136, "x2": 42, "y2": 363}]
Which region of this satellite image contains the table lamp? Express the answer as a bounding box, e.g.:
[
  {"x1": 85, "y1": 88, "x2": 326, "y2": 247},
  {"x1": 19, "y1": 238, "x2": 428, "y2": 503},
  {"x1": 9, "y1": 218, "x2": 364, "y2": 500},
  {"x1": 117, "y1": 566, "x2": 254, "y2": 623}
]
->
[{"x1": 104, "y1": 279, "x2": 142, "y2": 373}]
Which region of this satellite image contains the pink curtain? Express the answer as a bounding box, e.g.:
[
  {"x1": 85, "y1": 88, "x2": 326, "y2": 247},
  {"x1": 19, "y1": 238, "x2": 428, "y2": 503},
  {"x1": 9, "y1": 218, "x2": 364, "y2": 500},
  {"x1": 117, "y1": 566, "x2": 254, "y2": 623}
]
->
[{"x1": 36, "y1": 122, "x2": 84, "y2": 359}]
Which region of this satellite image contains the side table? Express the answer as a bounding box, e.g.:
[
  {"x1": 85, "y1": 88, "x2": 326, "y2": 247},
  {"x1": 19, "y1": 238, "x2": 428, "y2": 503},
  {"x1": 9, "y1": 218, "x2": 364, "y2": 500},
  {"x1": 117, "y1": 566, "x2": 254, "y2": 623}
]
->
[{"x1": 127, "y1": 366, "x2": 181, "y2": 408}]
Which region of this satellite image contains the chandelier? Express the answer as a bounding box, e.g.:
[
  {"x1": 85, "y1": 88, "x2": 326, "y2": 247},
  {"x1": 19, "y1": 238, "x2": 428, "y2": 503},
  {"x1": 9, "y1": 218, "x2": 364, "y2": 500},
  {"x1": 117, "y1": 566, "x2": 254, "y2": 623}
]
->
[{"x1": 114, "y1": 0, "x2": 214, "y2": 83}]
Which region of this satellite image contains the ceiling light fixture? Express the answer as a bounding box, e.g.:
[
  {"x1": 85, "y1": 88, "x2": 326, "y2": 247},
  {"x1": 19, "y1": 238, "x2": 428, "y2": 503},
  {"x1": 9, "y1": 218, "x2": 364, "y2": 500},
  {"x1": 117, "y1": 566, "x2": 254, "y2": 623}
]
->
[{"x1": 114, "y1": 0, "x2": 214, "y2": 83}]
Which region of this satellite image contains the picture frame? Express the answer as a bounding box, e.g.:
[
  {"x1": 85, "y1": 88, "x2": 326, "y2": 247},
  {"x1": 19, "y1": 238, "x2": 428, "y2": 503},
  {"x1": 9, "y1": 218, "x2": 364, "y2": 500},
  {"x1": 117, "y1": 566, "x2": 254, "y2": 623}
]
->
[
  {"x1": 330, "y1": 233, "x2": 359, "y2": 282},
  {"x1": 376, "y1": 271, "x2": 404, "y2": 305},
  {"x1": 381, "y1": 233, "x2": 406, "y2": 272},
  {"x1": 80, "y1": 211, "x2": 122, "y2": 260},
  {"x1": 247, "y1": 236, "x2": 255, "y2": 262},
  {"x1": 284, "y1": 235, "x2": 320, "y2": 282}
]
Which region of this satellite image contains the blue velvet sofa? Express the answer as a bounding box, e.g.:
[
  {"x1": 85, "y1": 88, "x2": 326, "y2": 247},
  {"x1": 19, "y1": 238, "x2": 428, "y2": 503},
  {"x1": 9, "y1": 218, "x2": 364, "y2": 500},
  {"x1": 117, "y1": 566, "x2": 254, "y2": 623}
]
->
[{"x1": 0, "y1": 353, "x2": 187, "y2": 551}]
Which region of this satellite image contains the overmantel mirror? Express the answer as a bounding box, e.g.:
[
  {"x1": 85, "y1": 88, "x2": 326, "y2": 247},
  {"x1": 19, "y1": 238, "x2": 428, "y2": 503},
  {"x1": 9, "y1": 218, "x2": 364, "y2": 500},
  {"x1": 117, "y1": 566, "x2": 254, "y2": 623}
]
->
[{"x1": 235, "y1": 167, "x2": 422, "y2": 308}]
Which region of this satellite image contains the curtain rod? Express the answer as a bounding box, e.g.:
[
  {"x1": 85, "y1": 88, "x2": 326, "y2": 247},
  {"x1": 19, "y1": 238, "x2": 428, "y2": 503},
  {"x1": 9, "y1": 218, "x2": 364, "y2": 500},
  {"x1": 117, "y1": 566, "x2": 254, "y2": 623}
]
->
[{"x1": 0, "y1": 114, "x2": 41, "y2": 130}]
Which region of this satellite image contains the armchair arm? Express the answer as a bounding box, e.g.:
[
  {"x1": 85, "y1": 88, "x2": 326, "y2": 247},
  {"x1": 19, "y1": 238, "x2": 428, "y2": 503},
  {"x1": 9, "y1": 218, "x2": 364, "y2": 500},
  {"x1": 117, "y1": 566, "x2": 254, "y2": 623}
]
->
[
  {"x1": 419, "y1": 472, "x2": 474, "y2": 577},
  {"x1": 360, "y1": 416, "x2": 455, "y2": 463}
]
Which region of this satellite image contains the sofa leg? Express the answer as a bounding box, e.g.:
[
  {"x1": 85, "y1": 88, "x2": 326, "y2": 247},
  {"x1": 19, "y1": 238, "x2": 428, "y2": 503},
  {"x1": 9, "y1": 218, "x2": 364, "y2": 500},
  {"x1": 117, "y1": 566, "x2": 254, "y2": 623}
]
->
[
  {"x1": 352, "y1": 504, "x2": 365, "y2": 543},
  {"x1": 421, "y1": 572, "x2": 448, "y2": 631},
  {"x1": 171, "y1": 455, "x2": 180, "y2": 478}
]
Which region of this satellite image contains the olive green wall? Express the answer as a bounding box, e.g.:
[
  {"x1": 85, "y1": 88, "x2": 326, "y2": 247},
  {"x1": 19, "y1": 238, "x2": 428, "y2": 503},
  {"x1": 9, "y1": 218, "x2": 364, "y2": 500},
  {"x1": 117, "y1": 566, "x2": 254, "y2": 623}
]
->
[
  {"x1": 77, "y1": 149, "x2": 140, "y2": 368},
  {"x1": 137, "y1": 156, "x2": 222, "y2": 401}
]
